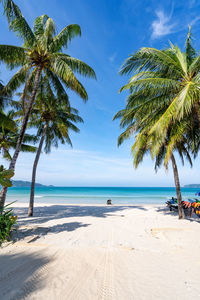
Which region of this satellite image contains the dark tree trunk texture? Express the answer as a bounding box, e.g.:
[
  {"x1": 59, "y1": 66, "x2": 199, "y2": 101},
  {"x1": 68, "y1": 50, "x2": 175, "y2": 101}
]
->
[
  {"x1": 171, "y1": 154, "x2": 185, "y2": 219},
  {"x1": 0, "y1": 66, "x2": 42, "y2": 209},
  {"x1": 28, "y1": 124, "x2": 47, "y2": 217}
]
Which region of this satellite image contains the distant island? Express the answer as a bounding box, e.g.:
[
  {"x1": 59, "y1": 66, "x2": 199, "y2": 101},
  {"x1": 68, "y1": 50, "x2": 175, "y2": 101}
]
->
[
  {"x1": 11, "y1": 180, "x2": 54, "y2": 188},
  {"x1": 184, "y1": 184, "x2": 200, "y2": 188}
]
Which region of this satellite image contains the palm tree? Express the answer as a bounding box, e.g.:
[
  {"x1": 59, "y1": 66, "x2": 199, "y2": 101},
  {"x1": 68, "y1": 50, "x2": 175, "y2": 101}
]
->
[
  {"x1": 113, "y1": 95, "x2": 195, "y2": 218},
  {"x1": 114, "y1": 29, "x2": 200, "y2": 219},
  {"x1": 27, "y1": 87, "x2": 83, "y2": 216},
  {"x1": 0, "y1": 12, "x2": 96, "y2": 208},
  {"x1": 119, "y1": 28, "x2": 200, "y2": 139},
  {"x1": 133, "y1": 124, "x2": 193, "y2": 219}
]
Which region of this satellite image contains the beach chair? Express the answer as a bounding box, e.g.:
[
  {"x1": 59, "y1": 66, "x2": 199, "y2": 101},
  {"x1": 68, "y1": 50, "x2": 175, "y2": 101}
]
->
[{"x1": 166, "y1": 197, "x2": 178, "y2": 211}]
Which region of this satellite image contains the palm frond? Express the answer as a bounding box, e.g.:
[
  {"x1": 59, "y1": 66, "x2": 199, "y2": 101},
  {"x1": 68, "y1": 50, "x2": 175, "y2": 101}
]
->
[
  {"x1": 50, "y1": 56, "x2": 88, "y2": 100},
  {"x1": 9, "y1": 14, "x2": 35, "y2": 47},
  {"x1": 0, "y1": 45, "x2": 26, "y2": 67},
  {"x1": 120, "y1": 47, "x2": 183, "y2": 77},
  {"x1": 49, "y1": 24, "x2": 81, "y2": 52},
  {"x1": 2, "y1": 64, "x2": 31, "y2": 96},
  {"x1": 185, "y1": 26, "x2": 196, "y2": 65},
  {"x1": 0, "y1": 0, "x2": 22, "y2": 23},
  {"x1": 33, "y1": 14, "x2": 48, "y2": 37},
  {"x1": 119, "y1": 77, "x2": 180, "y2": 93},
  {"x1": 56, "y1": 54, "x2": 96, "y2": 79},
  {"x1": 149, "y1": 83, "x2": 192, "y2": 136}
]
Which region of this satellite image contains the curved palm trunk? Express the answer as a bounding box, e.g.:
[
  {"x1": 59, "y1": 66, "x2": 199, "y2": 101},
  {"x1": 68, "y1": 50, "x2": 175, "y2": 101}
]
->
[
  {"x1": 0, "y1": 66, "x2": 42, "y2": 209},
  {"x1": 28, "y1": 124, "x2": 47, "y2": 217},
  {"x1": 171, "y1": 154, "x2": 185, "y2": 219}
]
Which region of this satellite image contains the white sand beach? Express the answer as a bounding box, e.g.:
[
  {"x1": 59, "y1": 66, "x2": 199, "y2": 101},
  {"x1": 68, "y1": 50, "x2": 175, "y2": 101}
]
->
[{"x1": 1, "y1": 203, "x2": 200, "y2": 299}]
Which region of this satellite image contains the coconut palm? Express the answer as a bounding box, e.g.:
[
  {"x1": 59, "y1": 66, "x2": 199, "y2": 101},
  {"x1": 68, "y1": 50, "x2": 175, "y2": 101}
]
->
[
  {"x1": 26, "y1": 86, "x2": 83, "y2": 216},
  {"x1": 119, "y1": 28, "x2": 200, "y2": 140},
  {"x1": 114, "y1": 29, "x2": 200, "y2": 219},
  {"x1": 0, "y1": 12, "x2": 96, "y2": 208},
  {"x1": 113, "y1": 93, "x2": 195, "y2": 218}
]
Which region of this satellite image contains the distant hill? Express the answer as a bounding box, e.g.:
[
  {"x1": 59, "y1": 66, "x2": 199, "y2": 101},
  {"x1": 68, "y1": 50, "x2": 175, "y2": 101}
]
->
[
  {"x1": 11, "y1": 180, "x2": 54, "y2": 187},
  {"x1": 184, "y1": 184, "x2": 200, "y2": 188}
]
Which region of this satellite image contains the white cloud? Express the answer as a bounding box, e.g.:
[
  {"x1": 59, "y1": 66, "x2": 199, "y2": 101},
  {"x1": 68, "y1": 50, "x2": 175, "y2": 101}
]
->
[
  {"x1": 109, "y1": 52, "x2": 117, "y2": 63},
  {"x1": 151, "y1": 10, "x2": 175, "y2": 39},
  {"x1": 188, "y1": 16, "x2": 200, "y2": 26},
  {"x1": 2, "y1": 148, "x2": 199, "y2": 187}
]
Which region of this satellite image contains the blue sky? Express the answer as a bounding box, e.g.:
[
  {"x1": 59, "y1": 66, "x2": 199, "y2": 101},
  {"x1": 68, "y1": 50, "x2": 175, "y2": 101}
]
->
[{"x1": 0, "y1": 0, "x2": 200, "y2": 186}]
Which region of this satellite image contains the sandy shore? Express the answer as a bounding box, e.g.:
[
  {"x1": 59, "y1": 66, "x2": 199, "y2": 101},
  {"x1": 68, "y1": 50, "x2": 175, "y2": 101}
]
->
[{"x1": 1, "y1": 202, "x2": 200, "y2": 299}]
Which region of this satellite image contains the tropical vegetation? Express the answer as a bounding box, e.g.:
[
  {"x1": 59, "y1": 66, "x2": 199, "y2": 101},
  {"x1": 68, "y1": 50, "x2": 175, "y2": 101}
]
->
[
  {"x1": 0, "y1": 111, "x2": 37, "y2": 160},
  {"x1": 114, "y1": 29, "x2": 200, "y2": 219},
  {"x1": 0, "y1": 165, "x2": 14, "y2": 187},
  {"x1": 0, "y1": 165, "x2": 16, "y2": 245},
  {"x1": 0, "y1": 0, "x2": 96, "y2": 208},
  {"x1": 0, "y1": 0, "x2": 200, "y2": 224},
  {"x1": 26, "y1": 80, "x2": 83, "y2": 216},
  {"x1": 0, "y1": 202, "x2": 17, "y2": 245}
]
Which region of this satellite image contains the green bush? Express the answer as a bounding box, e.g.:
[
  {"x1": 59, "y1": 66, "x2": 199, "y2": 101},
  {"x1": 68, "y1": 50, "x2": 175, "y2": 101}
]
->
[
  {"x1": 0, "y1": 202, "x2": 17, "y2": 245},
  {"x1": 0, "y1": 165, "x2": 14, "y2": 187}
]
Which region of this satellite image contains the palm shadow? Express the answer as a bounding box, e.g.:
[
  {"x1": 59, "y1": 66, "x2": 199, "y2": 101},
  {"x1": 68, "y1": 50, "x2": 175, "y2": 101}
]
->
[
  {"x1": 156, "y1": 205, "x2": 200, "y2": 223},
  {"x1": 13, "y1": 204, "x2": 147, "y2": 226},
  {"x1": 0, "y1": 252, "x2": 50, "y2": 299},
  {"x1": 14, "y1": 221, "x2": 90, "y2": 242},
  {"x1": 11, "y1": 204, "x2": 147, "y2": 241}
]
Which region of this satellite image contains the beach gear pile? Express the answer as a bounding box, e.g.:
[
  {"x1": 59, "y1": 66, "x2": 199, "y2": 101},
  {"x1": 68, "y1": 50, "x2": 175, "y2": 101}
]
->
[{"x1": 166, "y1": 198, "x2": 200, "y2": 217}]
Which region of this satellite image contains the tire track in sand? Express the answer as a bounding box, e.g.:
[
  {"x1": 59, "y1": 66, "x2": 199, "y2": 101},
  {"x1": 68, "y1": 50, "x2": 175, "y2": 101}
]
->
[
  {"x1": 62, "y1": 248, "x2": 105, "y2": 300},
  {"x1": 62, "y1": 219, "x2": 115, "y2": 300},
  {"x1": 98, "y1": 221, "x2": 114, "y2": 300}
]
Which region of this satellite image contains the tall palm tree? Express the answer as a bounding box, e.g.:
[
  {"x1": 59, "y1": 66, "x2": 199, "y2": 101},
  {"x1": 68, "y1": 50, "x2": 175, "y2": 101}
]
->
[
  {"x1": 113, "y1": 94, "x2": 194, "y2": 218},
  {"x1": 27, "y1": 88, "x2": 83, "y2": 216},
  {"x1": 134, "y1": 124, "x2": 193, "y2": 219},
  {"x1": 0, "y1": 12, "x2": 96, "y2": 208},
  {"x1": 114, "y1": 29, "x2": 200, "y2": 219}
]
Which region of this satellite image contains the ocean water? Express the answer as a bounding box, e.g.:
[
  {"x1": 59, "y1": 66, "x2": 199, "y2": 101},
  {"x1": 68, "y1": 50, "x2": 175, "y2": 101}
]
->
[{"x1": 6, "y1": 186, "x2": 200, "y2": 205}]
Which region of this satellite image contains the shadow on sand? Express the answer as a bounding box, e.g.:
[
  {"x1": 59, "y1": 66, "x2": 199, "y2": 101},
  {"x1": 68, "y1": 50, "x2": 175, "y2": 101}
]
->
[
  {"x1": 11, "y1": 204, "x2": 147, "y2": 241},
  {"x1": 14, "y1": 221, "x2": 90, "y2": 242},
  {"x1": 0, "y1": 252, "x2": 50, "y2": 299},
  {"x1": 14, "y1": 204, "x2": 147, "y2": 225},
  {"x1": 156, "y1": 205, "x2": 200, "y2": 223}
]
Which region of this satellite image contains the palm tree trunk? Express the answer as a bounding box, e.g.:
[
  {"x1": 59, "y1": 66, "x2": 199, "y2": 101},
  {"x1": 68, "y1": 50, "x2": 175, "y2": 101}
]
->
[
  {"x1": 28, "y1": 124, "x2": 47, "y2": 217},
  {"x1": 171, "y1": 154, "x2": 185, "y2": 219},
  {"x1": 0, "y1": 66, "x2": 42, "y2": 209}
]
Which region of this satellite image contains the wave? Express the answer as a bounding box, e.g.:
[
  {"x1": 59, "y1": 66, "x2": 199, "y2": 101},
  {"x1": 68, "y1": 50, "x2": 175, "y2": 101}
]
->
[{"x1": 30, "y1": 193, "x2": 172, "y2": 198}]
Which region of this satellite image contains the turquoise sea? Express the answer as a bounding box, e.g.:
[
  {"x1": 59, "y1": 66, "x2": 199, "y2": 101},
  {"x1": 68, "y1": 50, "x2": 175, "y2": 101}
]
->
[{"x1": 6, "y1": 186, "x2": 200, "y2": 204}]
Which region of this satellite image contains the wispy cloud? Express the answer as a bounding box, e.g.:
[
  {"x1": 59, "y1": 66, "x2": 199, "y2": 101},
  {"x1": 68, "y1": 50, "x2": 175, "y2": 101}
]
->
[
  {"x1": 3, "y1": 148, "x2": 196, "y2": 187},
  {"x1": 189, "y1": 0, "x2": 196, "y2": 8},
  {"x1": 188, "y1": 16, "x2": 200, "y2": 26},
  {"x1": 151, "y1": 9, "x2": 175, "y2": 39},
  {"x1": 109, "y1": 52, "x2": 117, "y2": 63}
]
